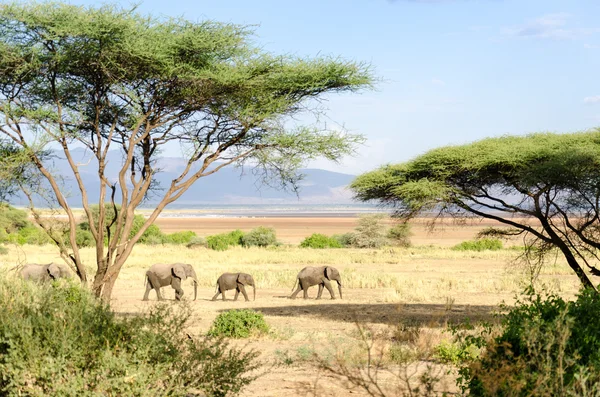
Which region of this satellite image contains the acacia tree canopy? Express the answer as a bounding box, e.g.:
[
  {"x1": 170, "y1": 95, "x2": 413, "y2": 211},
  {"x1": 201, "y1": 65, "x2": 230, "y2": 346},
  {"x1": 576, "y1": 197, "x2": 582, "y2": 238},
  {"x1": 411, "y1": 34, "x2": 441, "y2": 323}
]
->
[
  {"x1": 0, "y1": 2, "x2": 374, "y2": 299},
  {"x1": 351, "y1": 130, "x2": 600, "y2": 290}
]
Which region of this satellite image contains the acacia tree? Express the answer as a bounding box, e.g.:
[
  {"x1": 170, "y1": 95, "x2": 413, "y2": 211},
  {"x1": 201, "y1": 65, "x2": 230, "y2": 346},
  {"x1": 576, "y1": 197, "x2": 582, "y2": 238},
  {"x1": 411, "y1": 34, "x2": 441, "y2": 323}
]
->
[
  {"x1": 0, "y1": 3, "x2": 373, "y2": 300},
  {"x1": 351, "y1": 130, "x2": 600, "y2": 291}
]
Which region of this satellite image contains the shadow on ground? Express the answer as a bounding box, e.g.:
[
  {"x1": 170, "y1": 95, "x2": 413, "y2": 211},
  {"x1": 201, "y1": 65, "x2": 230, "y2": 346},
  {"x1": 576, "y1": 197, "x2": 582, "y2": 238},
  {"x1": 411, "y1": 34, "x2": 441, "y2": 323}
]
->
[{"x1": 248, "y1": 302, "x2": 501, "y2": 326}]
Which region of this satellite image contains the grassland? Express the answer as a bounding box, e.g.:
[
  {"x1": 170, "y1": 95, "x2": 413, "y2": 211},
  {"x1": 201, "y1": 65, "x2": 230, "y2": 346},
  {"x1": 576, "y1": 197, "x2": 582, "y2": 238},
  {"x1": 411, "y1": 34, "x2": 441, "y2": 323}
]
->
[{"x1": 0, "y1": 217, "x2": 587, "y2": 396}]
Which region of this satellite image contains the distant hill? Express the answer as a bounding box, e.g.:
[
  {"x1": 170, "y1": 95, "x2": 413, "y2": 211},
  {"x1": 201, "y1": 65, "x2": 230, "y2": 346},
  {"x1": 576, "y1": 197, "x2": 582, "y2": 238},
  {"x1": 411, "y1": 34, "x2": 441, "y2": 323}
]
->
[{"x1": 9, "y1": 148, "x2": 358, "y2": 207}]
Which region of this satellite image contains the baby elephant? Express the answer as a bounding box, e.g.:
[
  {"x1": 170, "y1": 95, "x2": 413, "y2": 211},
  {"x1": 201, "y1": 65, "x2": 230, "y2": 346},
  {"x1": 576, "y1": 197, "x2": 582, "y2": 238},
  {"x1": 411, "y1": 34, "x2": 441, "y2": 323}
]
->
[
  {"x1": 20, "y1": 263, "x2": 70, "y2": 282},
  {"x1": 212, "y1": 273, "x2": 255, "y2": 302},
  {"x1": 143, "y1": 263, "x2": 198, "y2": 301},
  {"x1": 290, "y1": 266, "x2": 342, "y2": 300}
]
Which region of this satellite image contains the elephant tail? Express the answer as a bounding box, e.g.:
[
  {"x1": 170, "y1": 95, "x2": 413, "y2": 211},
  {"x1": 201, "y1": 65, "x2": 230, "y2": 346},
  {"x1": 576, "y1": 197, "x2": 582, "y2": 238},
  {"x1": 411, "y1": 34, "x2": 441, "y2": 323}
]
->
[{"x1": 291, "y1": 277, "x2": 298, "y2": 293}]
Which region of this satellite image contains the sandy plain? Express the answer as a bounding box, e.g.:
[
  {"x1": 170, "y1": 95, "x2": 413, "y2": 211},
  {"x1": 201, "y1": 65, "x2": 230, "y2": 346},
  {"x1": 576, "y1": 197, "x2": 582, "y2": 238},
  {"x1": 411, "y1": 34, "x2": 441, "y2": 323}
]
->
[{"x1": 1, "y1": 215, "x2": 581, "y2": 396}]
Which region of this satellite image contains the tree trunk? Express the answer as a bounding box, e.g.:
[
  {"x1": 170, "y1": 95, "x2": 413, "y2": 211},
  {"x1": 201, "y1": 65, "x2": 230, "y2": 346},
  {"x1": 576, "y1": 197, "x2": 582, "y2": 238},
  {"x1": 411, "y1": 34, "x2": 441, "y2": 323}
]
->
[{"x1": 99, "y1": 272, "x2": 119, "y2": 302}]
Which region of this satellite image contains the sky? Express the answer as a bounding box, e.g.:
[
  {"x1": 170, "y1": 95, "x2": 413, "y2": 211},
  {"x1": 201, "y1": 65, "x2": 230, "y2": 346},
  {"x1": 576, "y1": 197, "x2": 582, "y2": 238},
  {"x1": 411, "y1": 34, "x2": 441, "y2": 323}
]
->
[{"x1": 69, "y1": 0, "x2": 600, "y2": 175}]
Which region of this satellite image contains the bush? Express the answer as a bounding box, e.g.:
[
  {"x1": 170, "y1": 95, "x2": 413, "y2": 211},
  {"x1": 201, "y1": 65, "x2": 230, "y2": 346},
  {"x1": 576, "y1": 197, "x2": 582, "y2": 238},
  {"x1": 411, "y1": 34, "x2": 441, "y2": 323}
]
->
[
  {"x1": 300, "y1": 233, "x2": 342, "y2": 249},
  {"x1": 452, "y1": 238, "x2": 503, "y2": 251},
  {"x1": 187, "y1": 236, "x2": 207, "y2": 248},
  {"x1": 460, "y1": 288, "x2": 600, "y2": 396},
  {"x1": 387, "y1": 223, "x2": 412, "y2": 247},
  {"x1": 0, "y1": 204, "x2": 29, "y2": 234},
  {"x1": 208, "y1": 309, "x2": 269, "y2": 339},
  {"x1": 352, "y1": 214, "x2": 388, "y2": 248},
  {"x1": 0, "y1": 277, "x2": 260, "y2": 396},
  {"x1": 206, "y1": 230, "x2": 245, "y2": 251},
  {"x1": 332, "y1": 232, "x2": 356, "y2": 247},
  {"x1": 4, "y1": 224, "x2": 52, "y2": 245},
  {"x1": 163, "y1": 230, "x2": 197, "y2": 245},
  {"x1": 241, "y1": 226, "x2": 277, "y2": 247}
]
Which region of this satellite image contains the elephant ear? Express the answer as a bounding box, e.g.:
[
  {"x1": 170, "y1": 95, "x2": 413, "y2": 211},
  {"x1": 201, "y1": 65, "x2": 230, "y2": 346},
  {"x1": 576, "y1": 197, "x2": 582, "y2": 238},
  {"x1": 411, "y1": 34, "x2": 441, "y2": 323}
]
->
[
  {"x1": 237, "y1": 273, "x2": 251, "y2": 285},
  {"x1": 47, "y1": 263, "x2": 60, "y2": 279},
  {"x1": 325, "y1": 266, "x2": 334, "y2": 280},
  {"x1": 172, "y1": 264, "x2": 187, "y2": 280}
]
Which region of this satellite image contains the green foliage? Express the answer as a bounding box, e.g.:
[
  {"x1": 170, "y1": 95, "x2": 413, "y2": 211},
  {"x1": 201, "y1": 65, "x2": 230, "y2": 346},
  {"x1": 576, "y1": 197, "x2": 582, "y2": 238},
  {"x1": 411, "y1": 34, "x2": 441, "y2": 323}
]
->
[
  {"x1": 460, "y1": 288, "x2": 600, "y2": 396},
  {"x1": 208, "y1": 309, "x2": 269, "y2": 339},
  {"x1": 332, "y1": 232, "x2": 356, "y2": 247},
  {"x1": 162, "y1": 230, "x2": 197, "y2": 245},
  {"x1": 352, "y1": 214, "x2": 388, "y2": 248},
  {"x1": 206, "y1": 230, "x2": 245, "y2": 251},
  {"x1": 186, "y1": 236, "x2": 207, "y2": 248},
  {"x1": 300, "y1": 233, "x2": 342, "y2": 249},
  {"x1": 0, "y1": 204, "x2": 28, "y2": 233},
  {"x1": 0, "y1": 277, "x2": 259, "y2": 396},
  {"x1": 3, "y1": 224, "x2": 52, "y2": 245},
  {"x1": 387, "y1": 223, "x2": 412, "y2": 247},
  {"x1": 452, "y1": 238, "x2": 503, "y2": 252},
  {"x1": 434, "y1": 340, "x2": 480, "y2": 365},
  {"x1": 241, "y1": 226, "x2": 277, "y2": 247}
]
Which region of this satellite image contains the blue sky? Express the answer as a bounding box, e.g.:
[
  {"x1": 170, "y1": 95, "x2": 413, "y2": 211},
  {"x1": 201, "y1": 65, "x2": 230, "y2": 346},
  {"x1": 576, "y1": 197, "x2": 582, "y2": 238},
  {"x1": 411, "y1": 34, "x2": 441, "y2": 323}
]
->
[{"x1": 73, "y1": 0, "x2": 600, "y2": 175}]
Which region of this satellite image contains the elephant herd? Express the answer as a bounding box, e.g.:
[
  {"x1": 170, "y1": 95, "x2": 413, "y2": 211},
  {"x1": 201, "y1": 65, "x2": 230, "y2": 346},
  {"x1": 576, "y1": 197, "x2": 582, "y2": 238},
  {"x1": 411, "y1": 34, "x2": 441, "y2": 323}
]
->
[{"x1": 17, "y1": 262, "x2": 343, "y2": 302}]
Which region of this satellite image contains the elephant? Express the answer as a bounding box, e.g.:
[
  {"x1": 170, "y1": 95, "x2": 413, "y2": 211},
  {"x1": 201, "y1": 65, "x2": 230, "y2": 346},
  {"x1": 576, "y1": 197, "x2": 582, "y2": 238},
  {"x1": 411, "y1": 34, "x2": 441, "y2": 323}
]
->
[
  {"x1": 290, "y1": 266, "x2": 342, "y2": 300},
  {"x1": 20, "y1": 263, "x2": 71, "y2": 282},
  {"x1": 143, "y1": 263, "x2": 198, "y2": 301},
  {"x1": 212, "y1": 272, "x2": 255, "y2": 301}
]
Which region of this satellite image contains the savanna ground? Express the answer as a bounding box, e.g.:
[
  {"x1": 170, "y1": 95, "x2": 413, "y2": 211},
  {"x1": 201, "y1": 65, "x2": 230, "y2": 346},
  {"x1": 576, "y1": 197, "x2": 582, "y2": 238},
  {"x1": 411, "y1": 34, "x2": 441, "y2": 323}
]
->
[{"x1": 0, "y1": 215, "x2": 587, "y2": 396}]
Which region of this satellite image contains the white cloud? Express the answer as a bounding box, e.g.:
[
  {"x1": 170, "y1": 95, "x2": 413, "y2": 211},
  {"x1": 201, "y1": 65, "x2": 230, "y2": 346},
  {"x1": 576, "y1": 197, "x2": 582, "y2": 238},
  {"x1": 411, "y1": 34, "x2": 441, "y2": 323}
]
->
[
  {"x1": 584, "y1": 96, "x2": 600, "y2": 104},
  {"x1": 505, "y1": 13, "x2": 599, "y2": 40},
  {"x1": 431, "y1": 78, "x2": 446, "y2": 86}
]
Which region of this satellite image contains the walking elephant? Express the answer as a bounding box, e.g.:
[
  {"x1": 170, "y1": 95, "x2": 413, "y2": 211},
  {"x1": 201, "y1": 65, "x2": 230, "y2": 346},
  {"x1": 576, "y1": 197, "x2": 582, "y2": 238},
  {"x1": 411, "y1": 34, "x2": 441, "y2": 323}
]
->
[
  {"x1": 143, "y1": 263, "x2": 198, "y2": 301},
  {"x1": 212, "y1": 272, "x2": 255, "y2": 301},
  {"x1": 290, "y1": 266, "x2": 342, "y2": 300},
  {"x1": 20, "y1": 263, "x2": 71, "y2": 282}
]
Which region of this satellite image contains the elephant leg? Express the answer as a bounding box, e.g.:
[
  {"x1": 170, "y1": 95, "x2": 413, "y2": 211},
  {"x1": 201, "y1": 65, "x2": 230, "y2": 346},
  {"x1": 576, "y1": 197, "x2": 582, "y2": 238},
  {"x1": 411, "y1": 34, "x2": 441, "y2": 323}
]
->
[
  {"x1": 234, "y1": 288, "x2": 240, "y2": 301},
  {"x1": 171, "y1": 277, "x2": 184, "y2": 301},
  {"x1": 238, "y1": 284, "x2": 249, "y2": 302},
  {"x1": 143, "y1": 282, "x2": 152, "y2": 301},
  {"x1": 301, "y1": 281, "x2": 309, "y2": 299},
  {"x1": 323, "y1": 280, "x2": 336, "y2": 299},
  {"x1": 146, "y1": 273, "x2": 163, "y2": 301},
  {"x1": 316, "y1": 283, "x2": 324, "y2": 300},
  {"x1": 211, "y1": 289, "x2": 221, "y2": 301},
  {"x1": 290, "y1": 284, "x2": 302, "y2": 299}
]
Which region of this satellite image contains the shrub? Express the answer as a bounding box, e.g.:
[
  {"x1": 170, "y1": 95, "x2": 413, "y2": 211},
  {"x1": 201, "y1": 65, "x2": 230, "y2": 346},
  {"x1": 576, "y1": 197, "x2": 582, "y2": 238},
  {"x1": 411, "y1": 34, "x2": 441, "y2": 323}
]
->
[
  {"x1": 434, "y1": 340, "x2": 480, "y2": 365},
  {"x1": 452, "y1": 238, "x2": 503, "y2": 251},
  {"x1": 0, "y1": 204, "x2": 29, "y2": 234},
  {"x1": 4, "y1": 224, "x2": 52, "y2": 245},
  {"x1": 387, "y1": 223, "x2": 412, "y2": 247},
  {"x1": 352, "y1": 214, "x2": 388, "y2": 248},
  {"x1": 206, "y1": 230, "x2": 245, "y2": 251},
  {"x1": 241, "y1": 226, "x2": 277, "y2": 247},
  {"x1": 74, "y1": 226, "x2": 94, "y2": 248},
  {"x1": 332, "y1": 232, "x2": 356, "y2": 247},
  {"x1": 163, "y1": 230, "x2": 197, "y2": 245},
  {"x1": 300, "y1": 233, "x2": 342, "y2": 249},
  {"x1": 208, "y1": 309, "x2": 269, "y2": 339},
  {"x1": 186, "y1": 236, "x2": 207, "y2": 248},
  {"x1": 0, "y1": 277, "x2": 260, "y2": 396},
  {"x1": 460, "y1": 288, "x2": 600, "y2": 396}
]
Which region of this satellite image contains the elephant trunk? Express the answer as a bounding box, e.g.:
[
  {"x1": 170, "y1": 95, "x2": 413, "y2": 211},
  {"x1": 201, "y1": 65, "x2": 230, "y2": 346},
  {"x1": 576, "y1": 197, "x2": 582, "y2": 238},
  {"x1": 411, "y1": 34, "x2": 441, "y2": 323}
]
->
[
  {"x1": 193, "y1": 277, "x2": 198, "y2": 301},
  {"x1": 337, "y1": 281, "x2": 343, "y2": 299},
  {"x1": 253, "y1": 284, "x2": 256, "y2": 301}
]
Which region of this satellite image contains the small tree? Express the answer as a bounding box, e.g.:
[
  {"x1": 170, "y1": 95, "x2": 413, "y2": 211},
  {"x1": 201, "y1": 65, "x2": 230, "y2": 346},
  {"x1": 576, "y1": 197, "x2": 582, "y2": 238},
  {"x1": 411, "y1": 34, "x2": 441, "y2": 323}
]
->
[
  {"x1": 0, "y1": 3, "x2": 373, "y2": 299},
  {"x1": 352, "y1": 214, "x2": 388, "y2": 248},
  {"x1": 351, "y1": 131, "x2": 600, "y2": 290}
]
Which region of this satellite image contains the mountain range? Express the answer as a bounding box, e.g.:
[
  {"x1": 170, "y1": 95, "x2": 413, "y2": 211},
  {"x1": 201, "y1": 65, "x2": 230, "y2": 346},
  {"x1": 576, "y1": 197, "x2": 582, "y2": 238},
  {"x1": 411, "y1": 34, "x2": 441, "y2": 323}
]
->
[{"x1": 9, "y1": 148, "x2": 358, "y2": 207}]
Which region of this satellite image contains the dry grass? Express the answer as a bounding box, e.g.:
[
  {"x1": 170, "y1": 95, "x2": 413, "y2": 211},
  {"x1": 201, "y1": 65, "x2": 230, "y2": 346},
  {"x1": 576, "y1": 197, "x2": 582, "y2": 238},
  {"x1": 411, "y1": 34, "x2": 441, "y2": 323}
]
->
[{"x1": 0, "y1": 238, "x2": 587, "y2": 396}]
